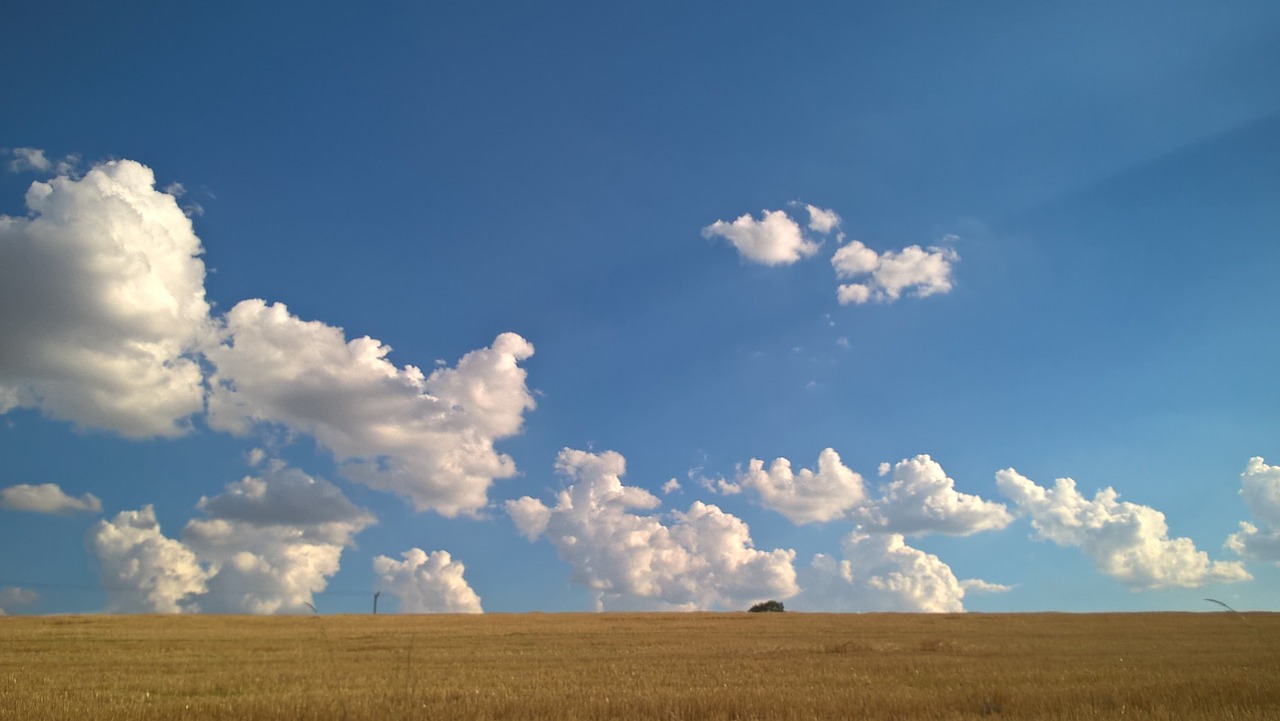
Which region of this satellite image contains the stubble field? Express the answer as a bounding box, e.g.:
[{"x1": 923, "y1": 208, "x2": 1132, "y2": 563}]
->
[{"x1": 1, "y1": 612, "x2": 1277, "y2": 720}]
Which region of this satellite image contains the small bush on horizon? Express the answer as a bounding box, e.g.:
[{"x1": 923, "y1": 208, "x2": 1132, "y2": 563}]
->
[{"x1": 748, "y1": 600, "x2": 785, "y2": 613}]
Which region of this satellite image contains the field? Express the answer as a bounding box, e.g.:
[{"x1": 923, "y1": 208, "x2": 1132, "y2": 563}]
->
[{"x1": 2, "y1": 612, "x2": 1278, "y2": 720}]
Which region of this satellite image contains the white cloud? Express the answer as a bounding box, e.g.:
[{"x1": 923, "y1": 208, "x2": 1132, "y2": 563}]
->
[
  {"x1": 862, "y1": 455, "x2": 1012, "y2": 536},
  {"x1": 1235, "y1": 457, "x2": 1280, "y2": 527},
  {"x1": 90, "y1": 466, "x2": 374, "y2": 615},
  {"x1": 1227, "y1": 522, "x2": 1280, "y2": 565},
  {"x1": 960, "y1": 578, "x2": 1014, "y2": 594},
  {"x1": 835, "y1": 283, "x2": 873, "y2": 305},
  {"x1": 0, "y1": 586, "x2": 39, "y2": 614},
  {"x1": 832, "y1": 240, "x2": 959, "y2": 305},
  {"x1": 804, "y1": 205, "x2": 841, "y2": 234},
  {"x1": 0, "y1": 483, "x2": 101, "y2": 514},
  {"x1": 90, "y1": 506, "x2": 212, "y2": 613},
  {"x1": 0, "y1": 160, "x2": 212, "y2": 437},
  {"x1": 0, "y1": 156, "x2": 536, "y2": 519},
  {"x1": 183, "y1": 464, "x2": 375, "y2": 614},
  {"x1": 795, "y1": 532, "x2": 970, "y2": 612},
  {"x1": 373, "y1": 548, "x2": 483, "y2": 613},
  {"x1": 700, "y1": 469, "x2": 743, "y2": 496},
  {"x1": 6, "y1": 147, "x2": 51, "y2": 173},
  {"x1": 662, "y1": 478, "x2": 682, "y2": 494},
  {"x1": 5, "y1": 148, "x2": 80, "y2": 176},
  {"x1": 738, "y1": 448, "x2": 868, "y2": 525},
  {"x1": 701, "y1": 209, "x2": 819, "y2": 266},
  {"x1": 194, "y1": 463, "x2": 373, "y2": 530},
  {"x1": 204, "y1": 300, "x2": 535, "y2": 516},
  {"x1": 246, "y1": 447, "x2": 267, "y2": 467},
  {"x1": 996, "y1": 468, "x2": 1251, "y2": 589},
  {"x1": 506, "y1": 448, "x2": 798, "y2": 611},
  {"x1": 507, "y1": 495, "x2": 553, "y2": 542},
  {"x1": 1225, "y1": 457, "x2": 1280, "y2": 565},
  {"x1": 735, "y1": 450, "x2": 1009, "y2": 536}
]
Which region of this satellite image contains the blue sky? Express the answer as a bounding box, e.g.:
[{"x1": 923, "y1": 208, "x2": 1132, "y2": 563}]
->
[{"x1": 2, "y1": 1, "x2": 1278, "y2": 615}]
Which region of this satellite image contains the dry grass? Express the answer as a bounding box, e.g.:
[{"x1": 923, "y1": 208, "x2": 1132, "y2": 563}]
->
[{"x1": 1, "y1": 612, "x2": 1278, "y2": 720}]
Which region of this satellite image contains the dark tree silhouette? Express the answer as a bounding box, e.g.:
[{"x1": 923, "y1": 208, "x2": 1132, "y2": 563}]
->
[{"x1": 748, "y1": 600, "x2": 785, "y2": 613}]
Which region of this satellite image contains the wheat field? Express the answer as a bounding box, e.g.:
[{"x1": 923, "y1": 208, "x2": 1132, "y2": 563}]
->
[{"x1": 1, "y1": 612, "x2": 1277, "y2": 720}]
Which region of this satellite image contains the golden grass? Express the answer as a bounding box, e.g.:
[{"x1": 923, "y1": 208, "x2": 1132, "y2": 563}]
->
[{"x1": 1, "y1": 612, "x2": 1278, "y2": 720}]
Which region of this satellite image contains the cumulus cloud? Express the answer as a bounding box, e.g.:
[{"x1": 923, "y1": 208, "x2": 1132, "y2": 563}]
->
[
  {"x1": 796, "y1": 532, "x2": 972, "y2": 612},
  {"x1": 5, "y1": 148, "x2": 80, "y2": 176},
  {"x1": 204, "y1": 300, "x2": 536, "y2": 516},
  {"x1": 506, "y1": 448, "x2": 798, "y2": 611},
  {"x1": 0, "y1": 483, "x2": 101, "y2": 514},
  {"x1": 194, "y1": 464, "x2": 371, "y2": 528},
  {"x1": 702, "y1": 209, "x2": 819, "y2": 266},
  {"x1": 724, "y1": 450, "x2": 1009, "y2": 611},
  {"x1": 701, "y1": 204, "x2": 960, "y2": 305},
  {"x1": 804, "y1": 205, "x2": 841, "y2": 234},
  {"x1": 0, "y1": 586, "x2": 39, "y2": 614},
  {"x1": 734, "y1": 449, "x2": 1009, "y2": 536},
  {"x1": 373, "y1": 548, "x2": 483, "y2": 613},
  {"x1": 6, "y1": 147, "x2": 51, "y2": 173},
  {"x1": 91, "y1": 506, "x2": 212, "y2": 613},
  {"x1": 90, "y1": 466, "x2": 374, "y2": 614},
  {"x1": 832, "y1": 239, "x2": 959, "y2": 305},
  {"x1": 1225, "y1": 457, "x2": 1280, "y2": 564},
  {"x1": 996, "y1": 468, "x2": 1250, "y2": 589},
  {"x1": 863, "y1": 455, "x2": 1012, "y2": 536},
  {"x1": 737, "y1": 448, "x2": 868, "y2": 525},
  {"x1": 0, "y1": 160, "x2": 212, "y2": 437},
  {"x1": 507, "y1": 495, "x2": 553, "y2": 542},
  {"x1": 183, "y1": 464, "x2": 375, "y2": 614},
  {"x1": 0, "y1": 156, "x2": 537, "y2": 519}
]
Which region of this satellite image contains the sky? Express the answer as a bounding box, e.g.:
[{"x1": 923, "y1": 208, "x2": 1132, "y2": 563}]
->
[{"x1": 1, "y1": 1, "x2": 1278, "y2": 615}]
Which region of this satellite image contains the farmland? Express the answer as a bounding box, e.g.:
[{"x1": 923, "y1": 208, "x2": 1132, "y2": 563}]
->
[{"x1": 1, "y1": 612, "x2": 1277, "y2": 720}]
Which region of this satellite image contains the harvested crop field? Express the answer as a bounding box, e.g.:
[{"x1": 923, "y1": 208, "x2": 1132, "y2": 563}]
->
[{"x1": 2, "y1": 612, "x2": 1278, "y2": 720}]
